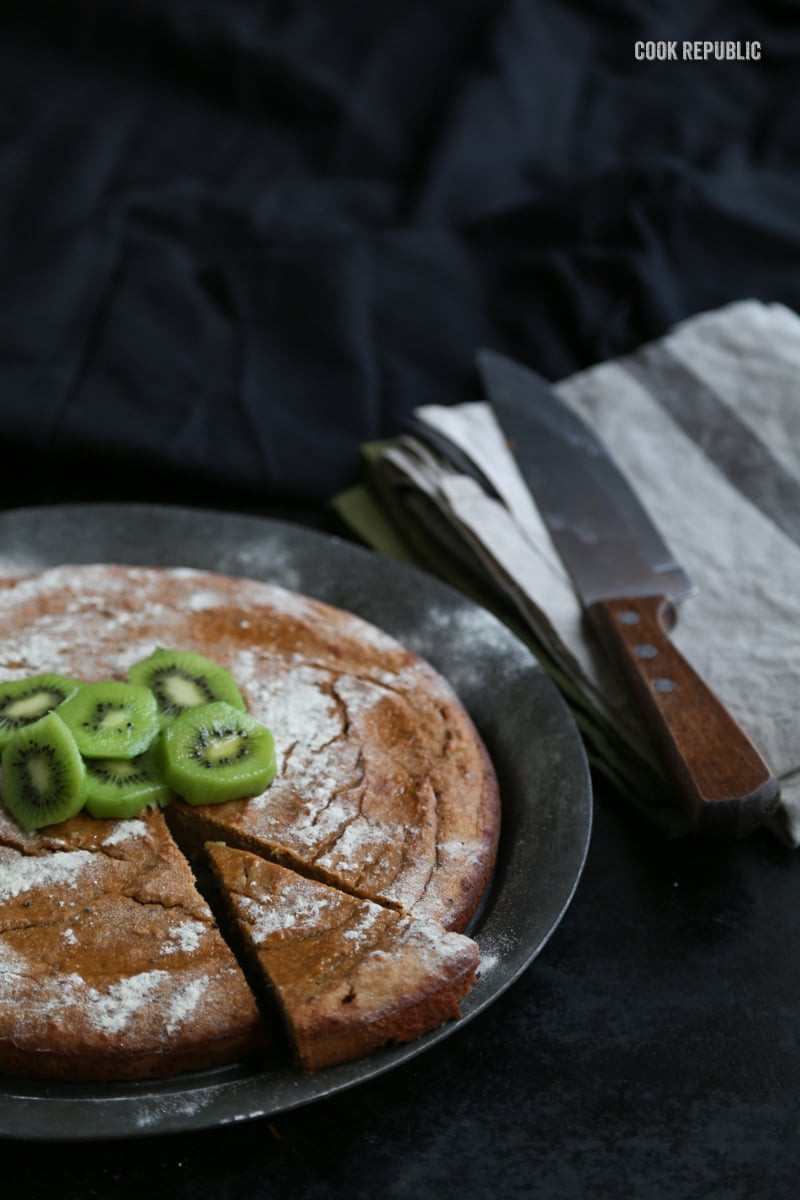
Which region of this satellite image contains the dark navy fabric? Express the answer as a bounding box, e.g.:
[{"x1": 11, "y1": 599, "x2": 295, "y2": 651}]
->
[{"x1": 1, "y1": 1, "x2": 797, "y2": 511}]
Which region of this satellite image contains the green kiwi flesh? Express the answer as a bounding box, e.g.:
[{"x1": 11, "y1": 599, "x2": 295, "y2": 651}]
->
[
  {"x1": 58, "y1": 681, "x2": 160, "y2": 759},
  {"x1": 127, "y1": 648, "x2": 246, "y2": 727},
  {"x1": 0, "y1": 656, "x2": 276, "y2": 829},
  {"x1": 1, "y1": 711, "x2": 86, "y2": 831},
  {"x1": 0, "y1": 674, "x2": 83, "y2": 749},
  {"x1": 83, "y1": 745, "x2": 173, "y2": 819},
  {"x1": 162, "y1": 701, "x2": 276, "y2": 806}
]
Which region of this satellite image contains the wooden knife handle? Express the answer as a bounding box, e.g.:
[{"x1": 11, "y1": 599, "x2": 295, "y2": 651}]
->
[{"x1": 587, "y1": 594, "x2": 780, "y2": 836}]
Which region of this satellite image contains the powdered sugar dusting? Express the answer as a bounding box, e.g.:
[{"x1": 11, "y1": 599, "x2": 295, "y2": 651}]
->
[
  {"x1": 316, "y1": 816, "x2": 390, "y2": 874},
  {"x1": 234, "y1": 657, "x2": 341, "y2": 753},
  {"x1": 165, "y1": 977, "x2": 207, "y2": 1032},
  {"x1": 162, "y1": 919, "x2": 208, "y2": 955},
  {"x1": 187, "y1": 589, "x2": 227, "y2": 612},
  {"x1": 437, "y1": 838, "x2": 485, "y2": 872},
  {"x1": 334, "y1": 609, "x2": 401, "y2": 654},
  {"x1": 239, "y1": 881, "x2": 334, "y2": 944},
  {"x1": 81, "y1": 970, "x2": 172, "y2": 1033},
  {"x1": 342, "y1": 903, "x2": 382, "y2": 941},
  {"x1": 72, "y1": 969, "x2": 205, "y2": 1036},
  {"x1": 475, "y1": 927, "x2": 516, "y2": 977},
  {"x1": 240, "y1": 662, "x2": 430, "y2": 881},
  {"x1": 332, "y1": 674, "x2": 391, "y2": 722},
  {"x1": 0, "y1": 940, "x2": 206, "y2": 1042},
  {"x1": 0, "y1": 849, "x2": 96, "y2": 900},
  {"x1": 134, "y1": 1091, "x2": 211, "y2": 1130},
  {"x1": 101, "y1": 819, "x2": 150, "y2": 847},
  {"x1": 403, "y1": 917, "x2": 479, "y2": 972},
  {"x1": 237, "y1": 873, "x2": 386, "y2": 953},
  {"x1": 422, "y1": 602, "x2": 527, "y2": 693}
]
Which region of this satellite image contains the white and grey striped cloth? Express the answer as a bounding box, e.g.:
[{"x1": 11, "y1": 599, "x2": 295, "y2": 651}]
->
[{"x1": 378, "y1": 300, "x2": 800, "y2": 845}]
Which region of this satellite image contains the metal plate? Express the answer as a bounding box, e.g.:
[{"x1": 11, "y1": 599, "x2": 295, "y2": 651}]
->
[{"x1": 0, "y1": 503, "x2": 592, "y2": 1141}]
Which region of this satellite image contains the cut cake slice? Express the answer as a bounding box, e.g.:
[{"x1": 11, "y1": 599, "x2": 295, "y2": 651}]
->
[
  {"x1": 205, "y1": 842, "x2": 480, "y2": 1073},
  {"x1": 0, "y1": 806, "x2": 265, "y2": 1080}
]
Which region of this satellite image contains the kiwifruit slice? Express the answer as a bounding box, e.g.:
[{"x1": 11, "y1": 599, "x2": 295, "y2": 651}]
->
[
  {"x1": 0, "y1": 673, "x2": 83, "y2": 750},
  {"x1": 1, "y1": 710, "x2": 86, "y2": 831},
  {"x1": 127, "y1": 648, "x2": 246, "y2": 727},
  {"x1": 161, "y1": 700, "x2": 276, "y2": 806},
  {"x1": 58, "y1": 680, "x2": 160, "y2": 759},
  {"x1": 83, "y1": 744, "x2": 173, "y2": 819}
]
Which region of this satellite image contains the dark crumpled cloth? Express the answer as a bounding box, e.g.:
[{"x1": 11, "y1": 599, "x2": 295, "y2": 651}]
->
[{"x1": 1, "y1": 1, "x2": 798, "y2": 511}]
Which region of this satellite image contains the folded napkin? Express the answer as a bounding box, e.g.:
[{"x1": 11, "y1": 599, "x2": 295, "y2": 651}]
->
[{"x1": 333, "y1": 300, "x2": 800, "y2": 846}]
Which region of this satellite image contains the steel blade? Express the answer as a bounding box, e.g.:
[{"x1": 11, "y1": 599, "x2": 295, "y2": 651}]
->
[{"x1": 477, "y1": 349, "x2": 694, "y2": 608}]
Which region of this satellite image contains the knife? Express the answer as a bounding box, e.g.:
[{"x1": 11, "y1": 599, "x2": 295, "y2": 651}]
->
[{"x1": 477, "y1": 348, "x2": 780, "y2": 836}]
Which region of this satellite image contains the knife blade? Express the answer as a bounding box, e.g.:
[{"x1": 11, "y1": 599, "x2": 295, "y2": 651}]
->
[{"x1": 477, "y1": 348, "x2": 780, "y2": 836}]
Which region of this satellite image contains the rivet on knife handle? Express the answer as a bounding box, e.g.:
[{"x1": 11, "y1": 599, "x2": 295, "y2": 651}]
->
[{"x1": 588, "y1": 595, "x2": 780, "y2": 835}]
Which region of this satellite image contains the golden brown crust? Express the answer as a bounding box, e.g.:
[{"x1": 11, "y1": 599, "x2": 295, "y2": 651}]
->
[{"x1": 206, "y1": 843, "x2": 479, "y2": 1073}]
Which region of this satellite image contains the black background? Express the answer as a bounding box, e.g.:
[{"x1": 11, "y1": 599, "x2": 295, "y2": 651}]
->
[
  {"x1": 2, "y1": 2, "x2": 800, "y2": 1195},
  {"x1": 1, "y1": 1, "x2": 799, "y2": 513}
]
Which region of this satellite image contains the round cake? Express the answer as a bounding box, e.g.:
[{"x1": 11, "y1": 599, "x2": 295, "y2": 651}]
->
[{"x1": 0, "y1": 564, "x2": 500, "y2": 1080}]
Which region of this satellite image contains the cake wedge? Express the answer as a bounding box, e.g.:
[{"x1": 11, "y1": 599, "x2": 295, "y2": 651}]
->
[
  {"x1": 0, "y1": 807, "x2": 265, "y2": 1080},
  {"x1": 205, "y1": 842, "x2": 480, "y2": 1072}
]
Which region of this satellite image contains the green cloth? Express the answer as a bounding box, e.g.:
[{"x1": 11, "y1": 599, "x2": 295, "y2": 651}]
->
[{"x1": 332, "y1": 442, "x2": 687, "y2": 838}]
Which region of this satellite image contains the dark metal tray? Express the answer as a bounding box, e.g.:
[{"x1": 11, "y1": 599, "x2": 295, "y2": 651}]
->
[{"x1": 0, "y1": 503, "x2": 592, "y2": 1140}]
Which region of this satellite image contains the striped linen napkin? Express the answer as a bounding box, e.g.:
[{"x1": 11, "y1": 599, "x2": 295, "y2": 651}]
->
[{"x1": 334, "y1": 300, "x2": 800, "y2": 845}]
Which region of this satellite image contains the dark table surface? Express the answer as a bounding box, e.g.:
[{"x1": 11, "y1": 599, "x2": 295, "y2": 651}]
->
[{"x1": 2, "y1": 504, "x2": 799, "y2": 1200}]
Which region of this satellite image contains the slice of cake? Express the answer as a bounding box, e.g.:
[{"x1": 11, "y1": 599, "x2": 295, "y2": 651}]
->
[
  {"x1": 0, "y1": 806, "x2": 265, "y2": 1080},
  {"x1": 206, "y1": 842, "x2": 480, "y2": 1073}
]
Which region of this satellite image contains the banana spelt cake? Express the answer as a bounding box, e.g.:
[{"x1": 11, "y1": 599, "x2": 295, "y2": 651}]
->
[
  {"x1": 206, "y1": 843, "x2": 480, "y2": 1073},
  {"x1": 0, "y1": 563, "x2": 500, "y2": 1081}
]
